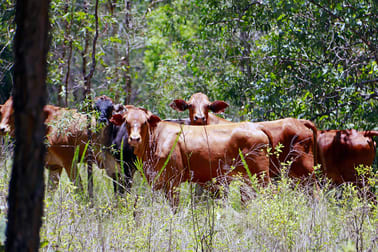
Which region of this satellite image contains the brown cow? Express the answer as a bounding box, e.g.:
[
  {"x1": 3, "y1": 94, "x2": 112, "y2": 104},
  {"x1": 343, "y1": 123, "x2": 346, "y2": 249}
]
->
[
  {"x1": 110, "y1": 106, "x2": 271, "y2": 206},
  {"x1": 0, "y1": 98, "x2": 14, "y2": 135},
  {"x1": 170, "y1": 92, "x2": 230, "y2": 125},
  {"x1": 317, "y1": 129, "x2": 377, "y2": 185},
  {"x1": 0, "y1": 97, "x2": 122, "y2": 190},
  {"x1": 256, "y1": 119, "x2": 317, "y2": 178},
  {"x1": 170, "y1": 92, "x2": 317, "y2": 179}
]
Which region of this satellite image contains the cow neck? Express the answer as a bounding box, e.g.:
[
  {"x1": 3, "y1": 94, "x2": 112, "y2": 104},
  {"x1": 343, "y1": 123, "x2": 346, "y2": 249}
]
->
[
  {"x1": 133, "y1": 124, "x2": 155, "y2": 162},
  {"x1": 98, "y1": 123, "x2": 113, "y2": 147}
]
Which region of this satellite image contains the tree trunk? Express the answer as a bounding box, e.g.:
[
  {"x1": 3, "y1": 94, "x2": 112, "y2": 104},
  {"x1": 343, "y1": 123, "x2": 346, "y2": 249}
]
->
[
  {"x1": 5, "y1": 0, "x2": 49, "y2": 251},
  {"x1": 240, "y1": 30, "x2": 252, "y2": 81},
  {"x1": 83, "y1": 0, "x2": 99, "y2": 200},
  {"x1": 82, "y1": 0, "x2": 93, "y2": 199},
  {"x1": 124, "y1": 0, "x2": 132, "y2": 104}
]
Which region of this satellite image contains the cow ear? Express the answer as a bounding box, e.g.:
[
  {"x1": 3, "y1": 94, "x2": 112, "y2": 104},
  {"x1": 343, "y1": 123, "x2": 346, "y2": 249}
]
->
[
  {"x1": 208, "y1": 100, "x2": 229, "y2": 113},
  {"x1": 113, "y1": 104, "x2": 125, "y2": 114},
  {"x1": 110, "y1": 113, "x2": 125, "y2": 126},
  {"x1": 148, "y1": 114, "x2": 161, "y2": 128},
  {"x1": 170, "y1": 99, "x2": 189, "y2": 112}
]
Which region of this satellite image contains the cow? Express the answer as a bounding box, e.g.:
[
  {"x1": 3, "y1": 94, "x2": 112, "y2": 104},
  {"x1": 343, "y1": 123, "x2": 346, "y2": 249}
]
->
[
  {"x1": 0, "y1": 97, "x2": 122, "y2": 191},
  {"x1": 170, "y1": 92, "x2": 230, "y2": 125},
  {"x1": 0, "y1": 98, "x2": 15, "y2": 135},
  {"x1": 110, "y1": 105, "x2": 271, "y2": 206},
  {"x1": 94, "y1": 95, "x2": 136, "y2": 193},
  {"x1": 94, "y1": 96, "x2": 193, "y2": 194},
  {"x1": 170, "y1": 92, "x2": 317, "y2": 180},
  {"x1": 256, "y1": 119, "x2": 317, "y2": 179},
  {"x1": 317, "y1": 129, "x2": 378, "y2": 185}
]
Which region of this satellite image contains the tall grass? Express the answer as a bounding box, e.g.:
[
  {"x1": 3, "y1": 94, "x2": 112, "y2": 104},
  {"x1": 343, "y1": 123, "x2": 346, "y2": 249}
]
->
[{"x1": 0, "y1": 138, "x2": 377, "y2": 251}]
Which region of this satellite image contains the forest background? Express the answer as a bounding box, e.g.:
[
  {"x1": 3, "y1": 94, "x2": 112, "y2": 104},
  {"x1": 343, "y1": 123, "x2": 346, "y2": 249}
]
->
[
  {"x1": 0, "y1": 1, "x2": 377, "y2": 251},
  {"x1": 1, "y1": 0, "x2": 377, "y2": 130}
]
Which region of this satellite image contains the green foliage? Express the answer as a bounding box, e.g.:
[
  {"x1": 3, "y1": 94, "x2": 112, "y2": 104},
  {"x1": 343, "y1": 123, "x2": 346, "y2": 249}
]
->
[
  {"x1": 142, "y1": 0, "x2": 377, "y2": 128},
  {"x1": 0, "y1": 1, "x2": 14, "y2": 103},
  {"x1": 1, "y1": 0, "x2": 376, "y2": 131}
]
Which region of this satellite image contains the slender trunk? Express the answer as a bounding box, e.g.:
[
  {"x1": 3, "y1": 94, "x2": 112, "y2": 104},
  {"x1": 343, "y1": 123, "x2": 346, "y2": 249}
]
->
[
  {"x1": 6, "y1": 0, "x2": 49, "y2": 250},
  {"x1": 124, "y1": 0, "x2": 132, "y2": 104},
  {"x1": 58, "y1": 1, "x2": 69, "y2": 107},
  {"x1": 83, "y1": 0, "x2": 99, "y2": 200},
  {"x1": 240, "y1": 30, "x2": 252, "y2": 81},
  {"x1": 107, "y1": 0, "x2": 115, "y2": 15},
  {"x1": 63, "y1": 0, "x2": 74, "y2": 107},
  {"x1": 110, "y1": 1, "x2": 121, "y2": 102},
  {"x1": 64, "y1": 40, "x2": 73, "y2": 107}
]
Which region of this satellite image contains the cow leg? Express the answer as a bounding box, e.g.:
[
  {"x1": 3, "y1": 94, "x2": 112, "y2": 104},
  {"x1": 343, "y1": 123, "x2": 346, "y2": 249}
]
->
[
  {"x1": 100, "y1": 151, "x2": 126, "y2": 195},
  {"x1": 46, "y1": 165, "x2": 63, "y2": 191},
  {"x1": 112, "y1": 178, "x2": 125, "y2": 195}
]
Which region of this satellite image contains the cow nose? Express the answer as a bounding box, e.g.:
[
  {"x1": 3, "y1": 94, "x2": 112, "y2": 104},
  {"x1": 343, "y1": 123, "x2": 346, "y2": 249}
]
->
[
  {"x1": 129, "y1": 135, "x2": 140, "y2": 143},
  {"x1": 194, "y1": 115, "x2": 206, "y2": 122},
  {"x1": 0, "y1": 125, "x2": 6, "y2": 132}
]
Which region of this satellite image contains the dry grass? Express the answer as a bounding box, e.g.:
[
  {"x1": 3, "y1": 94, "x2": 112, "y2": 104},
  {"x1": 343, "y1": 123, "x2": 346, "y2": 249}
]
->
[{"x1": 0, "y1": 138, "x2": 377, "y2": 251}]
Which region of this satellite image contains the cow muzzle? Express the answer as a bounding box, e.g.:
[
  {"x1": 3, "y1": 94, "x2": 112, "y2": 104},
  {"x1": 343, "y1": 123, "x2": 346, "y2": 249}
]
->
[
  {"x1": 193, "y1": 115, "x2": 206, "y2": 125},
  {"x1": 128, "y1": 135, "x2": 141, "y2": 146},
  {"x1": 0, "y1": 124, "x2": 10, "y2": 134}
]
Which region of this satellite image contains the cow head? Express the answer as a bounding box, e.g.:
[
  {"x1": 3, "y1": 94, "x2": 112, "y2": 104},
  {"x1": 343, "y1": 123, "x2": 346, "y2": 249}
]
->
[
  {"x1": 0, "y1": 97, "x2": 14, "y2": 135},
  {"x1": 94, "y1": 95, "x2": 114, "y2": 124},
  {"x1": 110, "y1": 106, "x2": 161, "y2": 149},
  {"x1": 170, "y1": 92, "x2": 228, "y2": 125}
]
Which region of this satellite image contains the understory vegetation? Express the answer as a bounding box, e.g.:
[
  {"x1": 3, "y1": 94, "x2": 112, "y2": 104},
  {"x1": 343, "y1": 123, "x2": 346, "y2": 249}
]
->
[{"x1": 0, "y1": 138, "x2": 377, "y2": 251}]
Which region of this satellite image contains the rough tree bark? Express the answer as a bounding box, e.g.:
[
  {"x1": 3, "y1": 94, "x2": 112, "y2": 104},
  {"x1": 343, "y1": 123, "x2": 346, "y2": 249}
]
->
[{"x1": 5, "y1": 0, "x2": 50, "y2": 251}]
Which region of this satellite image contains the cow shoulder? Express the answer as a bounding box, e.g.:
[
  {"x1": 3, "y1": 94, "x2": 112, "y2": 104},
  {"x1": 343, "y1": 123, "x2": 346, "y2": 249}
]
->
[{"x1": 154, "y1": 122, "x2": 182, "y2": 159}]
